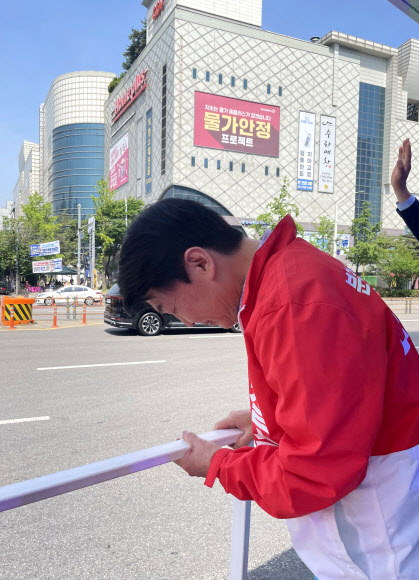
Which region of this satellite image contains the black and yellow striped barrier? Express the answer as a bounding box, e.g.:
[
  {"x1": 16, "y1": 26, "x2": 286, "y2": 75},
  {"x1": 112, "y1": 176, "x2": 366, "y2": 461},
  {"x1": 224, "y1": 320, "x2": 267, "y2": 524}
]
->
[{"x1": 1, "y1": 298, "x2": 34, "y2": 326}]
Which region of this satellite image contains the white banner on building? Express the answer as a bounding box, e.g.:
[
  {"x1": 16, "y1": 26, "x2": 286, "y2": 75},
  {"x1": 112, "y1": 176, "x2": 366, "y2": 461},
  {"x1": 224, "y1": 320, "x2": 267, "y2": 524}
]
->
[
  {"x1": 318, "y1": 116, "x2": 336, "y2": 193},
  {"x1": 32, "y1": 259, "x2": 63, "y2": 274},
  {"x1": 297, "y1": 112, "x2": 315, "y2": 191}
]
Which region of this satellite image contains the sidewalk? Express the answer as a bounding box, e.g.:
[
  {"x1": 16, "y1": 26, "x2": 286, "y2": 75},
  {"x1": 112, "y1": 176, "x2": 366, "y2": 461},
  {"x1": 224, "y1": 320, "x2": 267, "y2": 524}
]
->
[{"x1": 0, "y1": 318, "x2": 105, "y2": 331}]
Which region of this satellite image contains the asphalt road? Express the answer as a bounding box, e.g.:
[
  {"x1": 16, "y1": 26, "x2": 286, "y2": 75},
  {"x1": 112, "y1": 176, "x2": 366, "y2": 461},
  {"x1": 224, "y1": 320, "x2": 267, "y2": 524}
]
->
[{"x1": 1, "y1": 316, "x2": 419, "y2": 580}]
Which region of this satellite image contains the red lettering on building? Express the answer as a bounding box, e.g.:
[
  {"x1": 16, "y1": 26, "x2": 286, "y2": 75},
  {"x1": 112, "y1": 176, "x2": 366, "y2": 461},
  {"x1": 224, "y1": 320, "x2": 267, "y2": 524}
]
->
[
  {"x1": 152, "y1": 0, "x2": 164, "y2": 20},
  {"x1": 112, "y1": 70, "x2": 147, "y2": 124}
]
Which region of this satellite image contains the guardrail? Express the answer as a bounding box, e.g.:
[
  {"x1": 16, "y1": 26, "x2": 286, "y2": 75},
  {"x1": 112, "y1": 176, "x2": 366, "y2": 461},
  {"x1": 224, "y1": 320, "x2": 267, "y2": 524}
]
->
[
  {"x1": 382, "y1": 297, "x2": 419, "y2": 315},
  {"x1": 0, "y1": 429, "x2": 251, "y2": 579},
  {"x1": 30, "y1": 298, "x2": 104, "y2": 328}
]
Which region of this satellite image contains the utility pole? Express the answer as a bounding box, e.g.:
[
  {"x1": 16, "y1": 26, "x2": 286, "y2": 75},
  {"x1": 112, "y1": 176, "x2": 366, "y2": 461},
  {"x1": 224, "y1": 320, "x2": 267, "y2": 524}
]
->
[
  {"x1": 12, "y1": 202, "x2": 20, "y2": 295},
  {"x1": 88, "y1": 216, "x2": 95, "y2": 290},
  {"x1": 77, "y1": 204, "x2": 81, "y2": 285}
]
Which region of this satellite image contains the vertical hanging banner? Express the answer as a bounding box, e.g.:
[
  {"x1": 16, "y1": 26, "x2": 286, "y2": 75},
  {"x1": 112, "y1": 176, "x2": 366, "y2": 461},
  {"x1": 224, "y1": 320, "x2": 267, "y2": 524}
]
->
[
  {"x1": 145, "y1": 109, "x2": 153, "y2": 194},
  {"x1": 318, "y1": 116, "x2": 336, "y2": 193},
  {"x1": 297, "y1": 112, "x2": 315, "y2": 191},
  {"x1": 109, "y1": 132, "x2": 129, "y2": 191}
]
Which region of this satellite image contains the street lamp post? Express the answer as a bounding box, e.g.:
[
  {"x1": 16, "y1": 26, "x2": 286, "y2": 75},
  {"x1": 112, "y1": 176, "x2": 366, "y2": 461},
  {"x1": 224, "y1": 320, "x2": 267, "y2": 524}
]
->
[{"x1": 77, "y1": 204, "x2": 81, "y2": 285}]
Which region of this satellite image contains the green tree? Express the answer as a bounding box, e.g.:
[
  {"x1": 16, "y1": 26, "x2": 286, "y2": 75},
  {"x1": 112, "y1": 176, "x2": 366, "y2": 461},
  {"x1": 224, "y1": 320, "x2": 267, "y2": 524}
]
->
[
  {"x1": 309, "y1": 216, "x2": 335, "y2": 255},
  {"x1": 377, "y1": 240, "x2": 419, "y2": 291},
  {"x1": 108, "y1": 73, "x2": 125, "y2": 94},
  {"x1": 92, "y1": 179, "x2": 144, "y2": 290},
  {"x1": 0, "y1": 193, "x2": 63, "y2": 291},
  {"x1": 0, "y1": 218, "x2": 17, "y2": 276},
  {"x1": 122, "y1": 23, "x2": 147, "y2": 71},
  {"x1": 250, "y1": 177, "x2": 304, "y2": 237},
  {"x1": 57, "y1": 211, "x2": 79, "y2": 267},
  {"x1": 345, "y1": 201, "x2": 381, "y2": 274},
  {"x1": 108, "y1": 20, "x2": 147, "y2": 94}
]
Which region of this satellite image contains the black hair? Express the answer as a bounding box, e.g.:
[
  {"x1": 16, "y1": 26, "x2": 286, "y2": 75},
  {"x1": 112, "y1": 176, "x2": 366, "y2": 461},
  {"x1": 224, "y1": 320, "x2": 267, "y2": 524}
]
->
[{"x1": 118, "y1": 198, "x2": 243, "y2": 312}]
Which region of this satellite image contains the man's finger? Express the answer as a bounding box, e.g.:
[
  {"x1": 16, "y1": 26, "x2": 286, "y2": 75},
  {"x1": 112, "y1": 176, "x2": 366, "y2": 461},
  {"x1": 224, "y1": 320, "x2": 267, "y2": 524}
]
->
[
  {"x1": 405, "y1": 140, "x2": 411, "y2": 173},
  {"x1": 213, "y1": 419, "x2": 232, "y2": 430}
]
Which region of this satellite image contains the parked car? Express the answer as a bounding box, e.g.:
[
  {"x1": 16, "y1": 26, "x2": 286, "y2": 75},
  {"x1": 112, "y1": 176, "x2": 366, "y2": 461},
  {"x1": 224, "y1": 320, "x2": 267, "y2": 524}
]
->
[
  {"x1": 35, "y1": 285, "x2": 102, "y2": 306},
  {"x1": 0, "y1": 281, "x2": 7, "y2": 295},
  {"x1": 104, "y1": 283, "x2": 241, "y2": 336}
]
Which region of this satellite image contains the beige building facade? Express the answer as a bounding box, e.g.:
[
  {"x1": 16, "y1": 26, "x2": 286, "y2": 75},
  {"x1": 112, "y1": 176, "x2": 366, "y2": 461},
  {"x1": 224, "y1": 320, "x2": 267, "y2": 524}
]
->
[{"x1": 104, "y1": 0, "x2": 419, "y2": 237}]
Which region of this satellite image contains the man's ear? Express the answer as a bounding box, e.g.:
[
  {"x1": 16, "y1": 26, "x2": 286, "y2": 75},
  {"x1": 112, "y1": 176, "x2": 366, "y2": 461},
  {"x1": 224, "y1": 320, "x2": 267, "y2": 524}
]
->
[{"x1": 183, "y1": 247, "x2": 215, "y2": 279}]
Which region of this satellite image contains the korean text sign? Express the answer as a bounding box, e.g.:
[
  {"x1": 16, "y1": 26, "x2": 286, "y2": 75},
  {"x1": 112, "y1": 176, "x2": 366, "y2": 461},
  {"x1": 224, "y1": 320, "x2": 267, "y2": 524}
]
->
[
  {"x1": 194, "y1": 92, "x2": 280, "y2": 156},
  {"x1": 297, "y1": 112, "x2": 315, "y2": 191},
  {"x1": 109, "y1": 133, "x2": 129, "y2": 191},
  {"x1": 318, "y1": 116, "x2": 336, "y2": 193},
  {"x1": 145, "y1": 109, "x2": 152, "y2": 194},
  {"x1": 30, "y1": 240, "x2": 60, "y2": 257},
  {"x1": 32, "y1": 259, "x2": 62, "y2": 274}
]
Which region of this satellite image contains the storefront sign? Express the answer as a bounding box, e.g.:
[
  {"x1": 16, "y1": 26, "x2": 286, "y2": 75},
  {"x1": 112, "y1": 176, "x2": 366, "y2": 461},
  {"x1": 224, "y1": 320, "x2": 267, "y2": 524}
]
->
[
  {"x1": 318, "y1": 115, "x2": 336, "y2": 193},
  {"x1": 297, "y1": 112, "x2": 315, "y2": 191},
  {"x1": 32, "y1": 258, "x2": 62, "y2": 274},
  {"x1": 109, "y1": 133, "x2": 129, "y2": 190},
  {"x1": 194, "y1": 92, "x2": 280, "y2": 157},
  {"x1": 30, "y1": 240, "x2": 60, "y2": 257},
  {"x1": 145, "y1": 109, "x2": 153, "y2": 194},
  {"x1": 113, "y1": 70, "x2": 147, "y2": 124},
  {"x1": 153, "y1": 0, "x2": 164, "y2": 20}
]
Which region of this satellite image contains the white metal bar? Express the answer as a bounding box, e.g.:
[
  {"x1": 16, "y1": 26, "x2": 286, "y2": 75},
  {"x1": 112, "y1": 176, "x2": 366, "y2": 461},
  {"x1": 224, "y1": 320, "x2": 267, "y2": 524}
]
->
[
  {"x1": 229, "y1": 499, "x2": 252, "y2": 580},
  {"x1": 0, "y1": 429, "x2": 242, "y2": 513}
]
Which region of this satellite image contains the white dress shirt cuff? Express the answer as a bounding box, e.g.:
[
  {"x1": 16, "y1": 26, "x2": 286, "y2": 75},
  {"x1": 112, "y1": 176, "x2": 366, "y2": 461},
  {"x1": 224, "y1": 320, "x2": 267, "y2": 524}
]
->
[{"x1": 397, "y1": 195, "x2": 416, "y2": 211}]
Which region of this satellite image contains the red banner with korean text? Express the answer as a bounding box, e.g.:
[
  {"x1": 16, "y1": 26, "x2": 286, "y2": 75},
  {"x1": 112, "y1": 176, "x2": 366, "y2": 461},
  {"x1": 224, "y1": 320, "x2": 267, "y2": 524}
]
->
[{"x1": 194, "y1": 92, "x2": 280, "y2": 157}]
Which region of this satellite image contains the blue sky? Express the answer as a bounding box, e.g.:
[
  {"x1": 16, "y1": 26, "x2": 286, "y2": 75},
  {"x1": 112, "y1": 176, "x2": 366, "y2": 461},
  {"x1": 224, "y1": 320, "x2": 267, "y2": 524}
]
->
[{"x1": 0, "y1": 0, "x2": 417, "y2": 207}]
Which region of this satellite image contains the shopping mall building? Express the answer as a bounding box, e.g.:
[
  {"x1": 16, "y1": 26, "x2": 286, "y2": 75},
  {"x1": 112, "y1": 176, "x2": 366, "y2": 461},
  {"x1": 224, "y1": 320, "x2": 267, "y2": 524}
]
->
[
  {"x1": 104, "y1": 0, "x2": 419, "y2": 236},
  {"x1": 39, "y1": 71, "x2": 115, "y2": 219}
]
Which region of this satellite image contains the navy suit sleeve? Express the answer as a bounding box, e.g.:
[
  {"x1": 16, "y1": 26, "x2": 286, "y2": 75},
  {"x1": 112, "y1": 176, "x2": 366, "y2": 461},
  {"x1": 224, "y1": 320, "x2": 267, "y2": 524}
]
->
[{"x1": 397, "y1": 198, "x2": 419, "y2": 241}]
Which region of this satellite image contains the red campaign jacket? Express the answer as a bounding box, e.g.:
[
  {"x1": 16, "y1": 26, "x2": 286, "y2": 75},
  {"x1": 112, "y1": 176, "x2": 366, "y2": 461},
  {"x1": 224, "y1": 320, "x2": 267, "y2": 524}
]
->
[{"x1": 205, "y1": 215, "x2": 419, "y2": 519}]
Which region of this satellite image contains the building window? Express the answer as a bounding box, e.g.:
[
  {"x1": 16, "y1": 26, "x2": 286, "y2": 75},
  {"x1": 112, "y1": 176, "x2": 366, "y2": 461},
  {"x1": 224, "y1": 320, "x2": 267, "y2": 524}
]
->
[
  {"x1": 267, "y1": 84, "x2": 271, "y2": 94},
  {"x1": 206, "y1": 71, "x2": 210, "y2": 82},
  {"x1": 161, "y1": 64, "x2": 167, "y2": 176},
  {"x1": 407, "y1": 102, "x2": 419, "y2": 122},
  {"x1": 192, "y1": 68, "x2": 197, "y2": 79},
  {"x1": 243, "y1": 79, "x2": 248, "y2": 90},
  {"x1": 276, "y1": 168, "x2": 280, "y2": 177},
  {"x1": 204, "y1": 158, "x2": 209, "y2": 168},
  {"x1": 51, "y1": 123, "x2": 105, "y2": 219},
  {"x1": 278, "y1": 87, "x2": 282, "y2": 97},
  {"x1": 355, "y1": 82, "x2": 385, "y2": 224},
  {"x1": 217, "y1": 160, "x2": 221, "y2": 170},
  {"x1": 231, "y1": 77, "x2": 235, "y2": 87},
  {"x1": 191, "y1": 157, "x2": 196, "y2": 167},
  {"x1": 229, "y1": 162, "x2": 233, "y2": 171},
  {"x1": 265, "y1": 166, "x2": 269, "y2": 176},
  {"x1": 219, "y1": 74, "x2": 223, "y2": 85},
  {"x1": 241, "y1": 163, "x2": 245, "y2": 173}
]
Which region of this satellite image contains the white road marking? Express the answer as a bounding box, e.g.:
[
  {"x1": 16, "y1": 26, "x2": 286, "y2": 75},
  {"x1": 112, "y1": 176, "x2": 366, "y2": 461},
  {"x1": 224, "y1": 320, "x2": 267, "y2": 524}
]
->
[
  {"x1": 400, "y1": 320, "x2": 419, "y2": 322},
  {"x1": 0, "y1": 416, "x2": 50, "y2": 425},
  {"x1": 37, "y1": 361, "x2": 166, "y2": 371}
]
